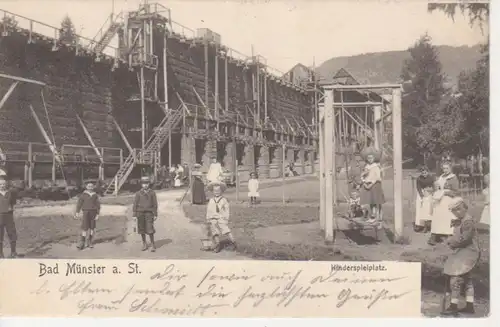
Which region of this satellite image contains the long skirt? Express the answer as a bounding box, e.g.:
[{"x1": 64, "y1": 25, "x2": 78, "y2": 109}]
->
[
  {"x1": 431, "y1": 195, "x2": 455, "y2": 235},
  {"x1": 480, "y1": 204, "x2": 490, "y2": 225},
  {"x1": 192, "y1": 180, "x2": 206, "y2": 205},
  {"x1": 360, "y1": 181, "x2": 385, "y2": 205},
  {"x1": 414, "y1": 193, "x2": 433, "y2": 226}
]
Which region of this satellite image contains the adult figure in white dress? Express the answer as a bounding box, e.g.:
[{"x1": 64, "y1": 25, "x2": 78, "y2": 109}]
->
[
  {"x1": 480, "y1": 173, "x2": 489, "y2": 225},
  {"x1": 428, "y1": 161, "x2": 460, "y2": 245},
  {"x1": 207, "y1": 157, "x2": 223, "y2": 183}
]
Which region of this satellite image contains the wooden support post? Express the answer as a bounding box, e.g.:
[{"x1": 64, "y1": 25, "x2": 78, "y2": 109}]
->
[
  {"x1": 163, "y1": 30, "x2": 169, "y2": 110},
  {"x1": 52, "y1": 156, "x2": 56, "y2": 183},
  {"x1": 282, "y1": 144, "x2": 286, "y2": 204},
  {"x1": 215, "y1": 44, "x2": 219, "y2": 130},
  {"x1": 76, "y1": 114, "x2": 103, "y2": 163},
  {"x1": 24, "y1": 161, "x2": 29, "y2": 185},
  {"x1": 324, "y1": 89, "x2": 334, "y2": 243},
  {"x1": 99, "y1": 164, "x2": 104, "y2": 180},
  {"x1": 112, "y1": 117, "x2": 133, "y2": 154},
  {"x1": 27, "y1": 142, "x2": 33, "y2": 188},
  {"x1": 256, "y1": 60, "x2": 260, "y2": 131},
  {"x1": 392, "y1": 87, "x2": 403, "y2": 240},
  {"x1": 225, "y1": 53, "x2": 229, "y2": 112},
  {"x1": 204, "y1": 40, "x2": 209, "y2": 109},
  {"x1": 0, "y1": 81, "x2": 19, "y2": 110},
  {"x1": 168, "y1": 131, "x2": 172, "y2": 168},
  {"x1": 264, "y1": 73, "x2": 268, "y2": 120},
  {"x1": 140, "y1": 66, "x2": 146, "y2": 148}
]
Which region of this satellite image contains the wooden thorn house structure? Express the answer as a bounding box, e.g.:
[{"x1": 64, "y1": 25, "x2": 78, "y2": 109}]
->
[{"x1": 0, "y1": 2, "x2": 395, "y2": 196}]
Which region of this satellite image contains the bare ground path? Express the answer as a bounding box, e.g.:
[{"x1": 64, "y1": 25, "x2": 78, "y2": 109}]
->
[{"x1": 37, "y1": 190, "x2": 247, "y2": 260}]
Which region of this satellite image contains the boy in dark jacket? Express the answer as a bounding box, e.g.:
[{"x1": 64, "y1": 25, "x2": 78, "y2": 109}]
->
[
  {"x1": 133, "y1": 176, "x2": 158, "y2": 252},
  {"x1": 75, "y1": 181, "x2": 101, "y2": 250},
  {"x1": 0, "y1": 175, "x2": 18, "y2": 258}
]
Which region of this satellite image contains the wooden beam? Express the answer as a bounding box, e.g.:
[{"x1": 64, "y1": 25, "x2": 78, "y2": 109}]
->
[
  {"x1": 192, "y1": 87, "x2": 213, "y2": 119},
  {"x1": 0, "y1": 73, "x2": 46, "y2": 86},
  {"x1": 76, "y1": 114, "x2": 103, "y2": 163},
  {"x1": 112, "y1": 116, "x2": 133, "y2": 154},
  {"x1": 318, "y1": 106, "x2": 325, "y2": 231},
  {"x1": 392, "y1": 88, "x2": 403, "y2": 240},
  {"x1": 28, "y1": 105, "x2": 62, "y2": 164},
  {"x1": 0, "y1": 81, "x2": 19, "y2": 110},
  {"x1": 324, "y1": 89, "x2": 334, "y2": 243},
  {"x1": 332, "y1": 101, "x2": 384, "y2": 107},
  {"x1": 321, "y1": 83, "x2": 402, "y2": 90}
]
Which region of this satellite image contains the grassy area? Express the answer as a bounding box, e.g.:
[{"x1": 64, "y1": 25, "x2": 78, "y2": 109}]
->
[
  {"x1": 8, "y1": 214, "x2": 127, "y2": 257},
  {"x1": 183, "y1": 179, "x2": 490, "y2": 299}
]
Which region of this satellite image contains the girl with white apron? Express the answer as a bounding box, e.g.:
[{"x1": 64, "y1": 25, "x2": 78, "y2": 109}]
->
[
  {"x1": 429, "y1": 162, "x2": 459, "y2": 244},
  {"x1": 414, "y1": 166, "x2": 434, "y2": 232}
]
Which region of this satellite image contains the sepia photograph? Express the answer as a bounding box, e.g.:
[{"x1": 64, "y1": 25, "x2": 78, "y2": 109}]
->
[{"x1": 0, "y1": 0, "x2": 490, "y2": 318}]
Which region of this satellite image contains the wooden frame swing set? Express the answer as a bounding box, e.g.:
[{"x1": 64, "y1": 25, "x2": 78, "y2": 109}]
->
[{"x1": 318, "y1": 83, "x2": 404, "y2": 244}]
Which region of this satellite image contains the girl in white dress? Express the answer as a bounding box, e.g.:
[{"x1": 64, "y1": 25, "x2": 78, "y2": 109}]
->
[
  {"x1": 247, "y1": 172, "x2": 260, "y2": 206},
  {"x1": 480, "y1": 173, "x2": 489, "y2": 225},
  {"x1": 428, "y1": 161, "x2": 460, "y2": 245}
]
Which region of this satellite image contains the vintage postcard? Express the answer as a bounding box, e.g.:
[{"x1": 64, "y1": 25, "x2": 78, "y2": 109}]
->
[{"x1": 0, "y1": 0, "x2": 490, "y2": 319}]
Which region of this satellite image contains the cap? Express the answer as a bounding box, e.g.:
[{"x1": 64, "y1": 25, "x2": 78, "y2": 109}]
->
[{"x1": 448, "y1": 197, "x2": 465, "y2": 210}]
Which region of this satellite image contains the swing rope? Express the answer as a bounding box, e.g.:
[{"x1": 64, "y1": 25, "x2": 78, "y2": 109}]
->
[{"x1": 41, "y1": 90, "x2": 71, "y2": 199}]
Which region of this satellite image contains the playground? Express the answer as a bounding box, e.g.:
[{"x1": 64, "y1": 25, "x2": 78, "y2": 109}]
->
[{"x1": 7, "y1": 173, "x2": 489, "y2": 317}]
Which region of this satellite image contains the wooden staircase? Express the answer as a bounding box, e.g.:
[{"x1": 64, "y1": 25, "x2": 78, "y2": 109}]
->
[
  {"x1": 104, "y1": 106, "x2": 183, "y2": 196},
  {"x1": 91, "y1": 12, "x2": 124, "y2": 54}
]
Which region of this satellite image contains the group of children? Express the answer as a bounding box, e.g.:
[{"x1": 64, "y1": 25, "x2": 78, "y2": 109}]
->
[
  {"x1": 413, "y1": 162, "x2": 490, "y2": 245},
  {"x1": 74, "y1": 176, "x2": 159, "y2": 252}
]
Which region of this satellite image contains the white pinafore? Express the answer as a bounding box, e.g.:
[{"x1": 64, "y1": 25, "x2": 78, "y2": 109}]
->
[{"x1": 430, "y1": 174, "x2": 456, "y2": 235}]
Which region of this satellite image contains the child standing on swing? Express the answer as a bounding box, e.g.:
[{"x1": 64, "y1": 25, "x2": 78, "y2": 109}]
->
[{"x1": 361, "y1": 150, "x2": 385, "y2": 224}]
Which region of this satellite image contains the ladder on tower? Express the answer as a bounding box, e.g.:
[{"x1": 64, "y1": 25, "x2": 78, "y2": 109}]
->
[
  {"x1": 91, "y1": 12, "x2": 124, "y2": 54},
  {"x1": 104, "y1": 106, "x2": 183, "y2": 196}
]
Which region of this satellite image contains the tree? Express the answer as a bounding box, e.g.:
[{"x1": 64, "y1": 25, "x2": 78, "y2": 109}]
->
[
  {"x1": 1, "y1": 15, "x2": 18, "y2": 29},
  {"x1": 59, "y1": 15, "x2": 79, "y2": 45},
  {"x1": 428, "y1": 3, "x2": 489, "y2": 157},
  {"x1": 427, "y1": 3, "x2": 489, "y2": 30},
  {"x1": 401, "y1": 34, "x2": 447, "y2": 164}
]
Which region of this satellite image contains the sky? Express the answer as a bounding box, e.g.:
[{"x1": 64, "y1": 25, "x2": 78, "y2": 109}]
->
[{"x1": 0, "y1": 0, "x2": 488, "y2": 72}]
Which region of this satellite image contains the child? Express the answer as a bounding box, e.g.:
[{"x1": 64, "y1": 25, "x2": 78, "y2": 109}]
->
[
  {"x1": 348, "y1": 190, "x2": 364, "y2": 218},
  {"x1": 360, "y1": 151, "x2": 385, "y2": 223},
  {"x1": 0, "y1": 175, "x2": 17, "y2": 258},
  {"x1": 75, "y1": 181, "x2": 101, "y2": 250},
  {"x1": 205, "y1": 181, "x2": 235, "y2": 253},
  {"x1": 414, "y1": 166, "x2": 435, "y2": 233},
  {"x1": 441, "y1": 197, "x2": 480, "y2": 316},
  {"x1": 132, "y1": 176, "x2": 158, "y2": 252},
  {"x1": 247, "y1": 172, "x2": 260, "y2": 206},
  {"x1": 480, "y1": 173, "x2": 489, "y2": 225}
]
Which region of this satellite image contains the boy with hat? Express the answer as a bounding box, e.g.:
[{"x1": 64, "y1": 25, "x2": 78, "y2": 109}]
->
[
  {"x1": 205, "y1": 180, "x2": 235, "y2": 253},
  {"x1": 75, "y1": 180, "x2": 101, "y2": 250},
  {"x1": 0, "y1": 175, "x2": 18, "y2": 258},
  {"x1": 132, "y1": 176, "x2": 158, "y2": 252},
  {"x1": 441, "y1": 197, "x2": 480, "y2": 316}
]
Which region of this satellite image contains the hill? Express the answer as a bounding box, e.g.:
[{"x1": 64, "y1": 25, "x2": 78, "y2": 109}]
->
[{"x1": 316, "y1": 45, "x2": 483, "y2": 87}]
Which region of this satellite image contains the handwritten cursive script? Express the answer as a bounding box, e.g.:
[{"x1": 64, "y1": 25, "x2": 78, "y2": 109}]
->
[{"x1": 19, "y1": 260, "x2": 420, "y2": 317}]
